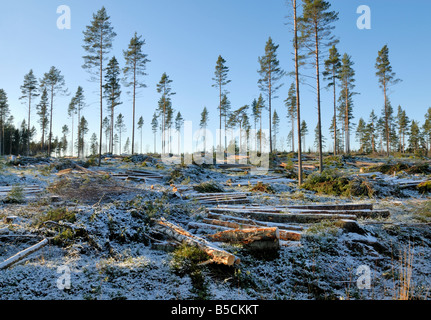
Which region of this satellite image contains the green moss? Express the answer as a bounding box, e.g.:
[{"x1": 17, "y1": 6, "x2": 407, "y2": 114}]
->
[{"x1": 193, "y1": 181, "x2": 225, "y2": 193}]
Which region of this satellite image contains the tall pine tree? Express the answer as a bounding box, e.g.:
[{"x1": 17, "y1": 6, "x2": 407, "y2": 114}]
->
[
  {"x1": 82, "y1": 6, "x2": 116, "y2": 165},
  {"x1": 123, "y1": 32, "x2": 150, "y2": 155},
  {"x1": 299, "y1": 0, "x2": 338, "y2": 172},
  {"x1": 375, "y1": 45, "x2": 401, "y2": 156},
  {"x1": 258, "y1": 37, "x2": 284, "y2": 154}
]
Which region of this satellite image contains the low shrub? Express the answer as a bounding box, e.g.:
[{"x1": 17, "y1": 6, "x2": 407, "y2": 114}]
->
[
  {"x1": 301, "y1": 169, "x2": 374, "y2": 198},
  {"x1": 250, "y1": 181, "x2": 275, "y2": 194},
  {"x1": 193, "y1": 181, "x2": 225, "y2": 193}
]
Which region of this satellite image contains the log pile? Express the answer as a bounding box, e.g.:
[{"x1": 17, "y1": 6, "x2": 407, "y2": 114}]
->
[
  {"x1": 186, "y1": 202, "x2": 390, "y2": 250},
  {"x1": 111, "y1": 169, "x2": 165, "y2": 183},
  {"x1": 186, "y1": 192, "x2": 252, "y2": 205},
  {"x1": 154, "y1": 218, "x2": 240, "y2": 266},
  {"x1": 0, "y1": 185, "x2": 44, "y2": 198}
]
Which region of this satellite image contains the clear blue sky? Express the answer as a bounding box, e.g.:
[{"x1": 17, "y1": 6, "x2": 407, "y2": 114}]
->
[{"x1": 0, "y1": 0, "x2": 430, "y2": 153}]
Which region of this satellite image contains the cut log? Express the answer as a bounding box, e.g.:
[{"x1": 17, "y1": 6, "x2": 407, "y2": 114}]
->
[
  {"x1": 154, "y1": 218, "x2": 240, "y2": 266},
  {"x1": 201, "y1": 218, "x2": 301, "y2": 241},
  {"x1": 0, "y1": 239, "x2": 48, "y2": 270},
  {"x1": 206, "y1": 212, "x2": 304, "y2": 231},
  {"x1": 215, "y1": 203, "x2": 374, "y2": 211},
  {"x1": 210, "y1": 210, "x2": 357, "y2": 223},
  {"x1": 207, "y1": 227, "x2": 280, "y2": 251}
]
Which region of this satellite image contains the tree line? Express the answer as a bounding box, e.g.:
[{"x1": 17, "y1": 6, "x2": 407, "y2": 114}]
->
[{"x1": 0, "y1": 2, "x2": 430, "y2": 183}]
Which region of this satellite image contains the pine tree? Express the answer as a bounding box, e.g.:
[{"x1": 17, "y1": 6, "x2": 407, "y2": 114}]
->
[
  {"x1": 137, "y1": 116, "x2": 144, "y2": 154},
  {"x1": 200, "y1": 107, "x2": 209, "y2": 153},
  {"x1": 82, "y1": 6, "x2": 117, "y2": 165},
  {"x1": 61, "y1": 125, "x2": 69, "y2": 156},
  {"x1": 156, "y1": 73, "x2": 175, "y2": 154},
  {"x1": 408, "y1": 120, "x2": 421, "y2": 153},
  {"x1": 375, "y1": 45, "x2": 401, "y2": 156},
  {"x1": 69, "y1": 87, "x2": 86, "y2": 158},
  {"x1": 220, "y1": 94, "x2": 232, "y2": 151},
  {"x1": 356, "y1": 118, "x2": 367, "y2": 153},
  {"x1": 299, "y1": 0, "x2": 338, "y2": 172},
  {"x1": 300, "y1": 120, "x2": 308, "y2": 153},
  {"x1": 323, "y1": 45, "x2": 341, "y2": 155},
  {"x1": 367, "y1": 110, "x2": 378, "y2": 154},
  {"x1": 0, "y1": 89, "x2": 10, "y2": 156},
  {"x1": 102, "y1": 116, "x2": 110, "y2": 154},
  {"x1": 175, "y1": 112, "x2": 184, "y2": 155},
  {"x1": 423, "y1": 107, "x2": 431, "y2": 156},
  {"x1": 227, "y1": 105, "x2": 249, "y2": 152},
  {"x1": 40, "y1": 66, "x2": 67, "y2": 157},
  {"x1": 19, "y1": 70, "x2": 39, "y2": 155},
  {"x1": 124, "y1": 137, "x2": 131, "y2": 154},
  {"x1": 151, "y1": 112, "x2": 158, "y2": 154},
  {"x1": 272, "y1": 110, "x2": 280, "y2": 152},
  {"x1": 77, "y1": 117, "x2": 89, "y2": 158},
  {"x1": 115, "y1": 113, "x2": 126, "y2": 155},
  {"x1": 258, "y1": 37, "x2": 285, "y2": 154},
  {"x1": 36, "y1": 88, "x2": 49, "y2": 152},
  {"x1": 212, "y1": 55, "x2": 231, "y2": 153},
  {"x1": 287, "y1": 0, "x2": 304, "y2": 184},
  {"x1": 396, "y1": 105, "x2": 409, "y2": 153},
  {"x1": 90, "y1": 133, "x2": 98, "y2": 155},
  {"x1": 123, "y1": 32, "x2": 150, "y2": 155},
  {"x1": 67, "y1": 96, "x2": 77, "y2": 156},
  {"x1": 285, "y1": 83, "x2": 297, "y2": 152},
  {"x1": 103, "y1": 56, "x2": 122, "y2": 154},
  {"x1": 338, "y1": 53, "x2": 356, "y2": 154}
]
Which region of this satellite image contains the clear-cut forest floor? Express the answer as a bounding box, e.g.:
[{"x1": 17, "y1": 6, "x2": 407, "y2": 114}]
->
[{"x1": 0, "y1": 153, "x2": 430, "y2": 300}]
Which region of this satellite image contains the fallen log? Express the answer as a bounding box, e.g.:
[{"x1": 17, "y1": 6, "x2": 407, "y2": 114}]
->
[
  {"x1": 206, "y1": 227, "x2": 280, "y2": 251},
  {"x1": 201, "y1": 218, "x2": 301, "y2": 241},
  {"x1": 215, "y1": 203, "x2": 374, "y2": 211},
  {"x1": 0, "y1": 238, "x2": 48, "y2": 270},
  {"x1": 210, "y1": 210, "x2": 357, "y2": 223},
  {"x1": 154, "y1": 218, "x2": 240, "y2": 266},
  {"x1": 206, "y1": 212, "x2": 304, "y2": 231}
]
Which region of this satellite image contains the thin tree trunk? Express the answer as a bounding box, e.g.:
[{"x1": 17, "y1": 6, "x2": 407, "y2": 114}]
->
[
  {"x1": 333, "y1": 71, "x2": 337, "y2": 155},
  {"x1": 28, "y1": 94, "x2": 31, "y2": 156},
  {"x1": 314, "y1": 24, "x2": 323, "y2": 173},
  {"x1": 293, "y1": 0, "x2": 303, "y2": 185},
  {"x1": 98, "y1": 32, "x2": 103, "y2": 166},
  {"x1": 132, "y1": 62, "x2": 136, "y2": 155},
  {"x1": 48, "y1": 87, "x2": 54, "y2": 157},
  {"x1": 384, "y1": 81, "x2": 389, "y2": 157},
  {"x1": 345, "y1": 82, "x2": 349, "y2": 154}
]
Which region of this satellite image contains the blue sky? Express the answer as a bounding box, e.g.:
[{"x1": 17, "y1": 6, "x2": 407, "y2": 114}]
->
[{"x1": 0, "y1": 0, "x2": 430, "y2": 153}]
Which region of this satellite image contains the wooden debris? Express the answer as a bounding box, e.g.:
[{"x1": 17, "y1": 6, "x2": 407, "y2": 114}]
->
[
  {"x1": 186, "y1": 192, "x2": 252, "y2": 205},
  {"x1": 0, "y1": 238, "x2": 48, "y2": 270},
  {"x1": 207, "y1": 227, "x2": 280, "y2": 250},
  {"x1": 154, "y1": 218, "x2": 240, "y2": 266}
]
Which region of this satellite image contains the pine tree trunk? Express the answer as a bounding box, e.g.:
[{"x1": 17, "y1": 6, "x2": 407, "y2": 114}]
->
[
  {"x1": 48, "y1": 87, "x2": 54, "y2": 157},
  {"x1": 315, "y1": 25, "x2": 323, "y2": 173},
  {"x1": 333, "y1": 72, "x2": 337, "y2": 155},
  {"x1": 293, "y1": 0, "x2": 303, "y2": 185},
  {"x1": 98, "y1": 32, "x2": 103, "y2": 166},
  {"x1": 132, "y1": 62, "x2": 136, "y2": 155}
]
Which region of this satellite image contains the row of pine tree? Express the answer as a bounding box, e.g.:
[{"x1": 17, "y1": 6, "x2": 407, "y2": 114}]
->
[{"x1": 1, "y1": 2, "x2": 430, "y2": 179}]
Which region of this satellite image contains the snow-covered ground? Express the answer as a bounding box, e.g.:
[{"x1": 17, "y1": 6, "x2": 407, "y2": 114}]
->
[{"x1": 0, "y1": 156, "x2": 430, "y2": 300}]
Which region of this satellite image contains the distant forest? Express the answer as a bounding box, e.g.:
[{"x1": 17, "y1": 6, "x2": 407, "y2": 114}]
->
[{"x1": 0, "y1": 1, "x2": 430, "y2": 173}]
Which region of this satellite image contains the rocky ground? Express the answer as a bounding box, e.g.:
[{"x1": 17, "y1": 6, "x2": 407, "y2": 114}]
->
[{"x1": 0, "y1": 154, "x2": 430, "y2": 300}]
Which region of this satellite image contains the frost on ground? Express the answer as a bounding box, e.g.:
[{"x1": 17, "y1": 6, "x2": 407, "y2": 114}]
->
[{"x1": 0, "y1": 155, "x2": 430, "y2": 300}]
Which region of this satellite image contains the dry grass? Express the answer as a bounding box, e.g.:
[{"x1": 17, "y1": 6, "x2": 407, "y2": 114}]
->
[{"x1": 47, "y1": 174, "x2": 130, "y2": 203}]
